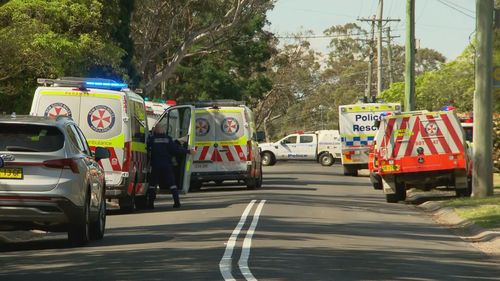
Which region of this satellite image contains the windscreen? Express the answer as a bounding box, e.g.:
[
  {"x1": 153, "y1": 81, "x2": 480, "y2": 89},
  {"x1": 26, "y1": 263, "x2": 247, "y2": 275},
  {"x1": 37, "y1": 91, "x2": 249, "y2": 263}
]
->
[{"x1": 0, "y1": 124, "x2": 64, "y2": 152}]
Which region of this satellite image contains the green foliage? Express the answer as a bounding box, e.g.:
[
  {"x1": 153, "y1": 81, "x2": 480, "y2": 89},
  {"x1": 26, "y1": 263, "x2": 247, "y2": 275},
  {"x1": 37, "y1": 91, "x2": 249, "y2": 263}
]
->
[
  {"x1": 162, "y1": 13, "x2": 274, "y2": 104},
  {"x1": 0, "y1": 0, "x2": 126, "y2": 114}
]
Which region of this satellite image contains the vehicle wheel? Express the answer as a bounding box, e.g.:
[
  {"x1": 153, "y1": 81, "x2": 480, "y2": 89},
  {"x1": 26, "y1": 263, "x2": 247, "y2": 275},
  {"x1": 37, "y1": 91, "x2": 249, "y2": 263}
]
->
[
  {"x1": 68, "y1": 191, "x2": 90, "y2": 245},
  {"x1": 119, "y1": 194, "x2": 135, "y2": 213},
  {"x1": 90, "y1": 193, "x2": 106, "y2": 240},
  {"x1": 372, "y1": 181, "x2": 382, "y2": 190},
  {"x1": 256, "y1": 169, "x2": 263, "y2": 189},
  {"x1": 120, "y1": 178, "x2": 136, "y2": 213},
  {"x1": 190, "y1": 180, "x2": 202, "y2": 191},
  {"x1": 455, "y1": 174, "x2": 471, "y2": 197},
  {"x1": 319, "y1": 153, "x2": 334, "y2": 166},
  {"x1": 343, "y1": 166, "x2": 358, "y2": 176},
  {"x1": 214, "y1": 180, "x2": 224, "y2": 185},
  {"x1": 146, "y1": 188, "x2": 156, "y2": 209},
  {"x1": 396, "y1": 182, "x2": 406, "y2": 201},
  {"x1": 385, "y1": 193, "x2": 399, "y2": 203},
  {"x1": 134, "y1": 196, "x2": 147, "y2": 210},
  {"x1": 261, "y1": 152, "x2": 275, "y2": 166}
]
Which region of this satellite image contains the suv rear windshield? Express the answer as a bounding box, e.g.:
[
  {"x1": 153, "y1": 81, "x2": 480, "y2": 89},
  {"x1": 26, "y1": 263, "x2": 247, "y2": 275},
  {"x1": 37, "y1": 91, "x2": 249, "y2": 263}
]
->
[{"x1": 0, "y1": 124, "x2": 64, "y2": 152}]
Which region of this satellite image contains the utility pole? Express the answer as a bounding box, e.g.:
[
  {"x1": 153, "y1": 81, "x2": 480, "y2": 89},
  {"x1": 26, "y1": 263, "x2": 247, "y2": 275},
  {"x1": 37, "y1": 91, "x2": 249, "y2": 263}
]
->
[
  {"x1": 405, "y1": 0, "x2": 415, "y2": 111},
  {"x1": 377, "y1": 0, "x2": 384, "y2": 96},
  {"x1": 366, "y1": 19, "x2": 376, "y2": 99},
  {"x1": 472, "y1": 0, "x2": 494, "y2": 197},
  {"x1": 386, "y1": 27, "x2": 395, "y2": 85},
  {"x1": 358, "y1": 15, "x2": 399, "y2": 99}
]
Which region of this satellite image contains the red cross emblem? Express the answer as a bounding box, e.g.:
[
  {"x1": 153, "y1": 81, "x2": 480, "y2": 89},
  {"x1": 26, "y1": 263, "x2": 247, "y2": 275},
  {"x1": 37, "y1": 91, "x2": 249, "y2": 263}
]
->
[
  {"x1": 221, "y1": 117, "x2": 239, "y2": 135},
  {"x1": 87, "y1": 105, "x2": 116, "y2": 133},
  {"x1": 425, "y1": 122, "x2": 438, "y2": 136},
  {"x1": 195, "y1": 118, "x2": 210, "y2": 136},
  {"x1": 44, "y1": 103, "x2": 72, "y2": 118}
]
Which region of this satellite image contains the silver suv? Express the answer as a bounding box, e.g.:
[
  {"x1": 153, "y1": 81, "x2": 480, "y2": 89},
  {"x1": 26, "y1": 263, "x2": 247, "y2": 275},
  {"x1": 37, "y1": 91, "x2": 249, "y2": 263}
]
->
[{"x1": 0, "y1": 115, "x2": 110, "y2": 245}]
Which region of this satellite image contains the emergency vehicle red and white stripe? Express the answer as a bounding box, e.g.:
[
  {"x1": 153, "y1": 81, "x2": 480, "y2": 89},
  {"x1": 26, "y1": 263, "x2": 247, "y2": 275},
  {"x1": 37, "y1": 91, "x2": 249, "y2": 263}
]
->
[
  {"x1": 375, "y1": 111, "x2": 467, "y2": 174},
  {"x1": 194, "y1": 145, "x2": 248, "y2": 162}
]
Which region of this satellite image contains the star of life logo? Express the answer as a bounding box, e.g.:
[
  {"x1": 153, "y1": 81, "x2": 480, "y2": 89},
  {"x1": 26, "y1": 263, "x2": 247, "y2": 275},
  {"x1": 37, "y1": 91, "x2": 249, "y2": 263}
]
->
[
  {"x1": 221, "y1": 117, "x2": 239, "y2": 135},
  {"x1": 87, "y1": 105, "x2": 115, "y2": 133},
  {"x1": 44, "y1": 103, "x2": 72, "y2": 118},
  {"x1": 425, "y1": 122, "x2": 439, "y2": 136},
  {"x1": 195, "y1": 118, "x2": 210, "y2": 136}
]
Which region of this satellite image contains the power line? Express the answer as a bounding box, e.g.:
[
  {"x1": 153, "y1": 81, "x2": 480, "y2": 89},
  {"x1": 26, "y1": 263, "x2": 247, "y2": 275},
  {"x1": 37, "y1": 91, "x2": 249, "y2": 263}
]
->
[
  {"x1": 435, "y1": 0, "x2": 474, "y2": 19},
  {"x1": 275, "y1": 33, "x2": 368, "y2": 39},
  {"x1": 440, "y1": 0, "x2": 474, "y2": 14}
]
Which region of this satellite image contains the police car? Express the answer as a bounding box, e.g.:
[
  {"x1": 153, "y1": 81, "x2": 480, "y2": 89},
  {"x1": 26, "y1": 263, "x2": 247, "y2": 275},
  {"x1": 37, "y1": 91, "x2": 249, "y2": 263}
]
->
[{"x1": 31, "y1": 77, "x2": 150, "y2": 212}]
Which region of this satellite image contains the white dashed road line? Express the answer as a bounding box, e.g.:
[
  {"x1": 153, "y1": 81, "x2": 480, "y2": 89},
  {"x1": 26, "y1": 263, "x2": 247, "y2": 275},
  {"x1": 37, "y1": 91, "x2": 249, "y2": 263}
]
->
[{"x1": 219, "y1": 200, "x2": 266, "y2": 281}]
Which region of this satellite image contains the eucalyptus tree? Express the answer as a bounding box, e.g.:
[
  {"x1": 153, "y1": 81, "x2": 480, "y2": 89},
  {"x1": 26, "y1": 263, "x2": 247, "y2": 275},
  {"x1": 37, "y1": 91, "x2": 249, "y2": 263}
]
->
[{"x1": 131, "y1": 0, "x2": 275, "y2": 96}]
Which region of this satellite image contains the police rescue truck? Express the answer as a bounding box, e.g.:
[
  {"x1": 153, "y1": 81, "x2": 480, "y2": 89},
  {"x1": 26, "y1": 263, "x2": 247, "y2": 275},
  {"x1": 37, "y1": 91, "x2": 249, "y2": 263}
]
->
[
  {"x1": 339, "y1": 103, "x2": 401, "y2": 176},
  {"x1": 371, "y1": 110, "x2": 471, "y2": 203},
  {"x1": 31, "y1": 78, "x2": 150, "y2": 212},
  {"x1": 258, "y1": 130, "x2": 341, "y2": 166},
  {"x1": 153, "y1": 100, "x2": 262, "y2": 192}
]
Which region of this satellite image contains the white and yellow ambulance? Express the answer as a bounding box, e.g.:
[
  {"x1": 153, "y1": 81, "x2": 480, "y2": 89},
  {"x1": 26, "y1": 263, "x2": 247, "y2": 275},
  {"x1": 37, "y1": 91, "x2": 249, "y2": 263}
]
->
[
  {"x1": 153, "y1": 100, "x2": 262, "y2": 193},
  {"x1": 30, "y1": 78, "x2": 150, "y2": 212}
]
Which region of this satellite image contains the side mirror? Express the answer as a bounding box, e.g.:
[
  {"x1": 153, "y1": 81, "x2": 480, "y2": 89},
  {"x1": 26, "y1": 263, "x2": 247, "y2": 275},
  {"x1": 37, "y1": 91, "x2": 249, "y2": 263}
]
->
[{"x1": 94, "y1": 147, "x2": 110, "y2": 162}]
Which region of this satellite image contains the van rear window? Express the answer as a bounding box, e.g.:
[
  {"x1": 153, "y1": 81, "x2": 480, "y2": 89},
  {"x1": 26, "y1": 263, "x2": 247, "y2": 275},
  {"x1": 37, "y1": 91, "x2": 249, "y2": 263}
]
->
[{"x1": 0, "y1": 124, "x2": 64, "y2": 152}]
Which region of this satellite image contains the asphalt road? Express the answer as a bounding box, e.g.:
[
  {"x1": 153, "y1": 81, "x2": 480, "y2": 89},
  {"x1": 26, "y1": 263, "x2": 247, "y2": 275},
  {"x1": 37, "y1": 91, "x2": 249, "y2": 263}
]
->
[{"x1": 1, "y1": 162, "x2": 499, "y2": 281}]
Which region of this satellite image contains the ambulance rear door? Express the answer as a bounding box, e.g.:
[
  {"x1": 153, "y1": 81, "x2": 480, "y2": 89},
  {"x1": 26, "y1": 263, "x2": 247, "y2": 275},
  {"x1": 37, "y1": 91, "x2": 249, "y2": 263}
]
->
[
  {"x1": 213, "y1": 108, "x2": 248, "y2": 173},
  {"x1": 156, "y1": 105, "x2": 195, "y2": 194},
  {"x1": 78, "y1": 91, "x2": 124, "y2": 187},
  {"x1": 32, "y1": 88, "x2": 82, "y2": 121},
  {"x1": 192, "y1": 108, "x2": 218, "y2": 174}
]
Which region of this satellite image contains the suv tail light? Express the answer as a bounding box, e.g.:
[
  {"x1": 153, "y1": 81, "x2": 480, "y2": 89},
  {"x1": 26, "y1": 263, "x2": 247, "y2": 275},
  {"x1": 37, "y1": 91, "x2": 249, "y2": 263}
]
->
[{"x1": 43, "y1": 158, "x2": 80, "y2": 173}]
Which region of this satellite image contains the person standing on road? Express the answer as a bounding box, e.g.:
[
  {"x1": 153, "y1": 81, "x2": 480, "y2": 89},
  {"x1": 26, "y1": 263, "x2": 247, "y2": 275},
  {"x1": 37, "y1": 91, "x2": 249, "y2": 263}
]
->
[{"x1": 148, "y1": 126, "x2": 194, "y2": 208}]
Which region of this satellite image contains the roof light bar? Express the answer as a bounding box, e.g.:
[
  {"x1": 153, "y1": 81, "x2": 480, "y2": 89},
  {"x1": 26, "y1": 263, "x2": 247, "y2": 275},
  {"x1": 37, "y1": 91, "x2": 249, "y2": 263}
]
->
[{"x1": 84, "y1": 80, "x2": 128, "y2": 90}]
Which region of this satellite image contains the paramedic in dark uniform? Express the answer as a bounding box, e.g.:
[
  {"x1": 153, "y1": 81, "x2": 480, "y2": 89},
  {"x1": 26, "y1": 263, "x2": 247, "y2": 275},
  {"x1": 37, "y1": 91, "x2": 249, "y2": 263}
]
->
[{"x1": 148, "y1": 126, "x2": 194, "y2": 208}]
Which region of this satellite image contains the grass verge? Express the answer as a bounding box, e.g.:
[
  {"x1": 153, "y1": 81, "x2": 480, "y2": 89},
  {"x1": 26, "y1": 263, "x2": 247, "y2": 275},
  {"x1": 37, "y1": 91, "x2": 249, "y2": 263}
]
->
[{"x1": 444, "y1": 174, "x2": 500, "y2": 228}]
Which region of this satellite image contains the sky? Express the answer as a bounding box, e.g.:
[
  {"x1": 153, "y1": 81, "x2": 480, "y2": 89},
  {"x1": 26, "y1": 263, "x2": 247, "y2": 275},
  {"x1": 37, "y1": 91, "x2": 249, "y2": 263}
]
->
[{"x1": 266, "y1": 0, "x2": 476, "y2": 61}]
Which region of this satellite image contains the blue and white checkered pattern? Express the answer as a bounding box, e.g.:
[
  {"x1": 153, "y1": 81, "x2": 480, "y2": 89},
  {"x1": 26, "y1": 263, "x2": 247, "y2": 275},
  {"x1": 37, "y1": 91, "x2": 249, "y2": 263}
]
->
[{"x1": 341, "y1": 135, "x2": 375, "y2": 146}]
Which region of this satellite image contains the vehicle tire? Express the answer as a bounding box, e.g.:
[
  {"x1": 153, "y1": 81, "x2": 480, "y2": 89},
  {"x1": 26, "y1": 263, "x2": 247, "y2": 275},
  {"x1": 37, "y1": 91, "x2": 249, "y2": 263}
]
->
[
  {"x1": 146, "y1": 188, "x2": 156, "y2": 209},
  {"x1": 396, "y1": 182, "x2": 406, "y2": 201},
  {"x1": 90, "y1": 192, "x2": 106, "y2": 240},
  {"x1": 385, "y1": 193, "x2": 399, "y2": 203},
  {"x1": 343, "y1": 166, "x2": 358, "y2": 176},
  {"x1": 319, "y1": 153, "x2": 334, "y2": 166},
  {"x1": 190, "y1": 180, "x2": 202, "y2": 191},
  {"x1": 120, "y1": 177, "x2": 137, "y2": 213},
  {"x1": 256, "y1": 168, "x2": 263, "y2": 189},
  {"x1": 455, "y1": 174, "x2": 471, "y2": 197},
  {"x1": 134, "y1": 196, "x2": 147, "y2": 210},
  {"x1": 261, "y1": 152, "x2": 275, "y2": 166},
  {"x1": 68, "y1": 190, "x2": 90, "y2": 245}
]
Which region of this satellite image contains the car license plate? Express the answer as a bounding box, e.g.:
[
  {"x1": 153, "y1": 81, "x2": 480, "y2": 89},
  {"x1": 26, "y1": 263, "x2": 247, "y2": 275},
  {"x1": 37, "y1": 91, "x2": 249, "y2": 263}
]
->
[{"x1": 0, "y1": 168, "x2": 23, "y2": 179}]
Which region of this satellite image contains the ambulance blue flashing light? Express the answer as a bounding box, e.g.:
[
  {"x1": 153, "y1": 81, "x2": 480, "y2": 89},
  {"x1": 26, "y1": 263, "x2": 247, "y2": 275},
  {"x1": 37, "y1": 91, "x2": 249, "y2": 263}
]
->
[
  {"x1": 84, "y1": 79, "x2": 128, "y2": 90},
  {"x1": 440, "y1": 105, "x2": 456, "y2": 111}
]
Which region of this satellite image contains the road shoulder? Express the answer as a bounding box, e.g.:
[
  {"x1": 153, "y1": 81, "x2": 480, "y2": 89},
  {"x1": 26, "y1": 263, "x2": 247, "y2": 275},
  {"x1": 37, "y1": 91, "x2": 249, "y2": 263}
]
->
[{"x1": 417, "y1": 199, "x2": 500, "y2": 257}]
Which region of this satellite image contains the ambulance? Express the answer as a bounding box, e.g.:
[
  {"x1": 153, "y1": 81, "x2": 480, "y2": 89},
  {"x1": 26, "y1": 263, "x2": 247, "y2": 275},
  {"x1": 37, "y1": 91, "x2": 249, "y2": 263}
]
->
[
  {"x1": 339, "y1": 103, "x2": 401, "y2": 176},
  {"x1": 372, "y1": 110, "x2": 471, "y2": 203},
  {"x1": 153, "y1": 100, "x2": 262, "y2": 193},
  {"x1": 144, "y1": 99, "x2": 175, "y2": 127},
  {"x1": 30, "y1": 77, "x2": 150, "y2": 212}
]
